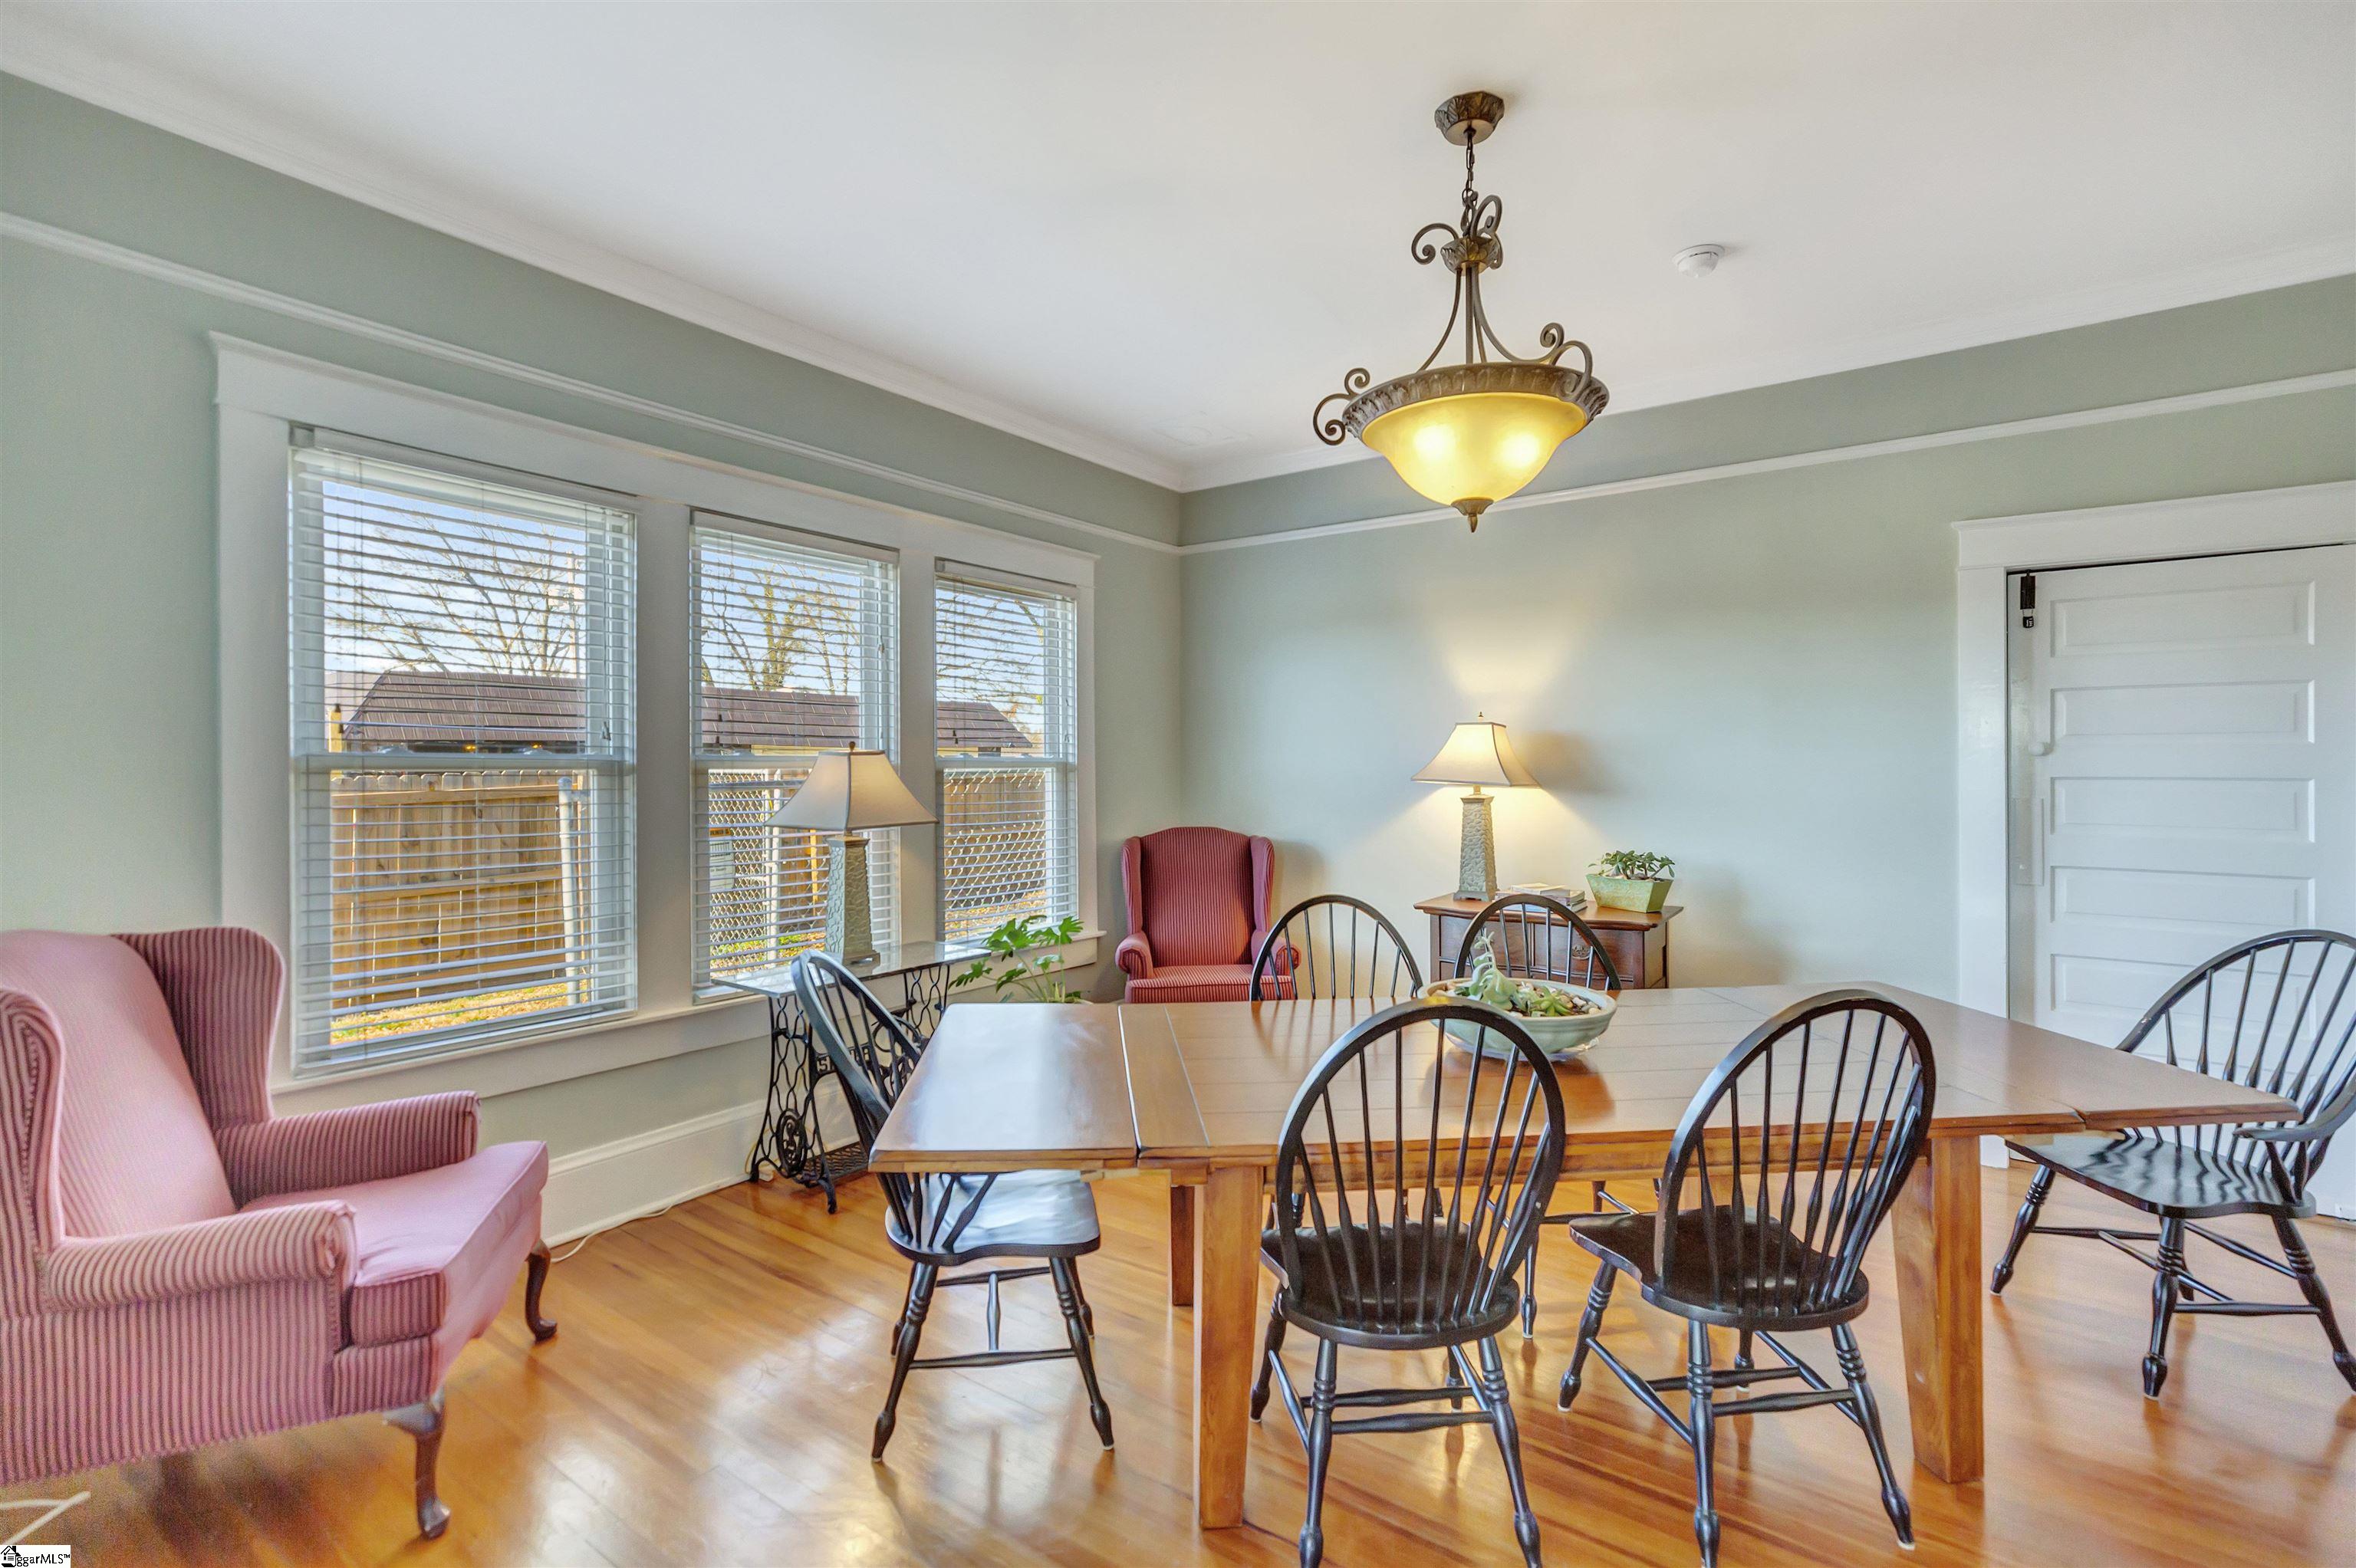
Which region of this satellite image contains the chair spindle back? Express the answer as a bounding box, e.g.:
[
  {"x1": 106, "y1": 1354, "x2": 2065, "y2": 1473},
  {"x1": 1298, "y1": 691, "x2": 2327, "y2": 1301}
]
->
[
  {"x1": 1252, "y1": 895, "x2": 1425, "y2": 1002},
  {"x1": 2122, "y1": 930, "x2": 2356, "y2": 1197},
  {"x1": 1657, "y1": 991, "x2": 1935, "y2": 1320},
  {"x1": 791, "y1": 952, "x2": 930, "y2": 1238},
  {"x1": 1454, "y1": 893, "x2": 1621, "y2": 989},
  {"x1": 1270, "y1": 1001, "x2": 1565, "y2": 1338}
]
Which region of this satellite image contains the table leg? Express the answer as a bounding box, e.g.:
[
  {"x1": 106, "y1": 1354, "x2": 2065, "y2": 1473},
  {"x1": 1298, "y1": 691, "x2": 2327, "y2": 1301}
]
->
[
  {"x1": 1194, "y1": 1163, "x2": 1259, "y2": 1528},
  {"x1": 1170, "y1": 1181, "x2": 1196, "y2": 1307},
  {"x1": 1894, "y1": 1134, "x2": 1985, "y2": 1483}
]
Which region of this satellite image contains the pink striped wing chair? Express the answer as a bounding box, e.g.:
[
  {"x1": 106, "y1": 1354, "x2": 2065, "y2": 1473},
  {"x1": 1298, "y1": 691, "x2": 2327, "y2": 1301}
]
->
[
  {"x1": 1115, "y1": 827, "x2": 1278, "y2": 1003},
  {"x1": 0, "y1": 928, "x2": 554, "y2": 1539}
]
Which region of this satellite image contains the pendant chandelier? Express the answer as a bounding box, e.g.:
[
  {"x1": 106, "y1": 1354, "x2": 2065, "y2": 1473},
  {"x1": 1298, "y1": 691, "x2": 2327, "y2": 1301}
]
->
[{"x1": 1314, "y1": 91, "x2": 1607, "y2": 531}]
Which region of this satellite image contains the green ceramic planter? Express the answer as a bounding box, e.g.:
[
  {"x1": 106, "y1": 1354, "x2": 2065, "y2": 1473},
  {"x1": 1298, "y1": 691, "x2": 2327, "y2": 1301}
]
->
[{"x1": 1588, "y1": 873, "x2": 1673, "y2": 912}]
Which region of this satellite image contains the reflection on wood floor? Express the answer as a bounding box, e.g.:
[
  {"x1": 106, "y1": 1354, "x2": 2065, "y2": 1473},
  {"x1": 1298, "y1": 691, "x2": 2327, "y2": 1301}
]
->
[{"x1": 20, "y1": 1163, "x2": 2356, "y2": 1566}]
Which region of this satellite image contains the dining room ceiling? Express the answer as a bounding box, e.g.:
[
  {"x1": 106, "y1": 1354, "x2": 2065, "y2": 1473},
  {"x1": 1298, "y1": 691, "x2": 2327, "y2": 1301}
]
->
[{"x1": 5, "y1": 2, "x2": 2351, "y2": 491}]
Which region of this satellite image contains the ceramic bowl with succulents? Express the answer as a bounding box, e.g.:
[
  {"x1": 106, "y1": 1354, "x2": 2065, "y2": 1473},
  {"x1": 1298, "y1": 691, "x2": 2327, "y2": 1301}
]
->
[{"x1": 1422, "y1": 952, "x2": 1617, "y2": 1060}]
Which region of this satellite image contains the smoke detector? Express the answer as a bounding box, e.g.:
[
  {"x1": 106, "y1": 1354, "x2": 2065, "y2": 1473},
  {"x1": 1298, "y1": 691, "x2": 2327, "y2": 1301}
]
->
[{"x1": 1673, "y1": 244, "x2": 1726, "y2": 279}]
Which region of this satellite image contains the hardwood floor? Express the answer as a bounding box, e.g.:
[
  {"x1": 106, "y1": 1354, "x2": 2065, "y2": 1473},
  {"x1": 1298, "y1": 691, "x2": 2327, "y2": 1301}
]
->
[{"x1": 17, "y1": 1164, "x2": 2356, "y2": 1566}]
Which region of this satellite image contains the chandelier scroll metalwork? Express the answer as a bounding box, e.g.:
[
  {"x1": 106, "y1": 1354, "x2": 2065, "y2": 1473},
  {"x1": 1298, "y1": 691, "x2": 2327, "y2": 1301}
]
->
[{"x1": 1313, "y1": 91, "x2": 1609, "y2": 531}]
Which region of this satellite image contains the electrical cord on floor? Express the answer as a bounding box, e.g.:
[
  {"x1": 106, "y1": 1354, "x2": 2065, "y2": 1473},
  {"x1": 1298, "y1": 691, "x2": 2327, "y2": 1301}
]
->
[
  {"x1": 548, "y1": 1198, "x2": 681, "y2": 1263},
  {"x1": 3, "y1": 1491, "x2": 89, "y2": 1547}
]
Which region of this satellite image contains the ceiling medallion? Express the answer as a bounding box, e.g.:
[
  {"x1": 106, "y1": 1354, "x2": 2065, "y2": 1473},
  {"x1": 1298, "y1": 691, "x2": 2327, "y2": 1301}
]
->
[{"x1": 1314, "y1": 91, "x2": 1609, "y2": 532}]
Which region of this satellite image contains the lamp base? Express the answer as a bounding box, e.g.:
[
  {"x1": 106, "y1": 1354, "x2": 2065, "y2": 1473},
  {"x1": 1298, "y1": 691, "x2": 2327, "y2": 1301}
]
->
[
  {"x1": 1456, "y1": 792, "x2": 1498, "y2": 902},
  {"x1": 827, "y1": 833, "x2": 877, "y2": 965}
]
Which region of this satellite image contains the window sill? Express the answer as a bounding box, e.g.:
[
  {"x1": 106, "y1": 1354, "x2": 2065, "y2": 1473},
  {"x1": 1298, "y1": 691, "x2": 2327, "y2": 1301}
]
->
[{"x1": 268, "y1": 933, "x2": 1101, "y2": 1114}]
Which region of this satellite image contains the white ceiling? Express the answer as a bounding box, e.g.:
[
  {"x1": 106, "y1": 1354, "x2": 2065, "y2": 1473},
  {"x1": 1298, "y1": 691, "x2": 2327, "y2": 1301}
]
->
[{"x1": 5, "y1": 2, "x2": 2351, "y2": 491}]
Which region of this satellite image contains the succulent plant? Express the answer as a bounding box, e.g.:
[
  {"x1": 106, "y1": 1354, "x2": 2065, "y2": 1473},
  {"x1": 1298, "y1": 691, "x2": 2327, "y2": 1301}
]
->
[
  {"x1": 1593, "y1": 850, "x2": 1675, "y2": 882},
  {"x1": 1453, "y1": 947, "x2": 1595, "y2": 1018}
]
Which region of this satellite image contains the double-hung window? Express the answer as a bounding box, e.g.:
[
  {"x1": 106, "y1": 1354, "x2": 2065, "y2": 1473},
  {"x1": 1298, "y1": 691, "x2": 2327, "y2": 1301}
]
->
[
  {"x1": 935, "y1": 564, "x2": 1081, "y2": 942},
  {"x1": 690, "y1": 514, "x2": 899, "y2": 989},
  {"x1": 287, "y1": 436, "x2": 637, "y2": 1075}
]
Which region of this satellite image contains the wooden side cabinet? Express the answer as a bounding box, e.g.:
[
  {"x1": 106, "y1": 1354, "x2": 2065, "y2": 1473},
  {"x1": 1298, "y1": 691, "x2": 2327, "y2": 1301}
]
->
[{"x1": 1417, "y1": 893, "x2": 1682, "y2": 989}]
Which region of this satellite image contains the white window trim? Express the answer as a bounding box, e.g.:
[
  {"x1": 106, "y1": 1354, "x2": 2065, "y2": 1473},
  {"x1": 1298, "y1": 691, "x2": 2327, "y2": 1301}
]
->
[
  {"x1": 933, "y1": 558, "x2": 1088, "y2": 945},
  {"x1": 217, "y1": 335, "x2": 1097, "y2": 1112}
]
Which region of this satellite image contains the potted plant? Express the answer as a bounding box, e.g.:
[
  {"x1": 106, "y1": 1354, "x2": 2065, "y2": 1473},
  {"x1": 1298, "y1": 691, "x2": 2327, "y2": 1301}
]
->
[
  {"x1": 951, "y1": 914, "x2": 1088, "y2": 1003},
  {"x1": 1421, "y1": 946, "x2": 1617, "y2": 1059},
  {"x1": 1588, "y1": 850, "x2": 1676, "y2": 913}
]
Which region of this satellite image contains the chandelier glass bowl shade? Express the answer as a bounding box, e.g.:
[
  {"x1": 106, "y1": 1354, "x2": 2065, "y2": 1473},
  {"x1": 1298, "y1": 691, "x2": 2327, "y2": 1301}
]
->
[{"x1": 1315, "y1": 92, "x2": 1608, "y2": 531}]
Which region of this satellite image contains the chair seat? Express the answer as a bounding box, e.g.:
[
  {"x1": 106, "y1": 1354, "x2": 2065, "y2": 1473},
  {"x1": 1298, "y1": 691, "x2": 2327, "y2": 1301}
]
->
[
  {"x1": 1568, "y1": 1205, "x2": 1867, "y2": 1328},
  {"x1": 248, "y1": 1141, "x2": 546, "y2": 1347},
  {"x1": 2007, "y1": 1132, "x2": 2309, "y2": 1220},
  {"x1": 1260, "y1": 1222, "x2": 1515, "y2": 1343},
  {"x1": 887, "y1": 1169, "x2": 1101, "y2": 1265},
  {"x1": 1125, "y1": 964, "x2": 1255, "y2": 1003}
]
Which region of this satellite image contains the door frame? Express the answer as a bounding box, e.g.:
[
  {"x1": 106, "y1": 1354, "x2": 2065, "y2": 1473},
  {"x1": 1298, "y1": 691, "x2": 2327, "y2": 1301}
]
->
[{"x1": 1953, "y1": 481, "x2": 2356, "y2": 1017}]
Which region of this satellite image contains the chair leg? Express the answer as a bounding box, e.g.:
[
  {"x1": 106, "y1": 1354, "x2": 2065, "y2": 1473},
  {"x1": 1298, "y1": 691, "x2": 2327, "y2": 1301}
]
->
[
  {"x1": 2143, "y1": 1216, "x2": 2188, "y2": 1397},
  {"x1": 2275, "y1": 1215, "x2": 2356, "y2": 1392},
  {"x1": 1735, "y1": 1329, "x2": 1755, "y2": 1372},
  {"x1": 1479, "y1": 1336, "x2": 1543, "y2": 1568},
  {"x1": 383, "y1": 1388, "x2": 449, "y2": 1540},
  {"x1": 1298, "y1": 1338, "x2": 1340, "y2": 1568},
  {"x1": 1522, "y1": 1244, "x2": 1540, "y2": 1338},
  {"x1": 1990, "y1": 1164, "x2": 2053, "y2": 1295},
  {"x1": 1558, "y1": 1264, "x2": 1617, "y2": 1410},
  {"x1": 524, "y1": 1241, "x2": 558, "y2": 1343},
  {"x1": 1068, "y1": 1264, "x2": 1097, "y2": 1338},
  {"x1": 1051, "y1": 1257, "x2": 1115, "y2": 1449},
  {"x1": 1591, "y1": 1178, "x2": 1608, "y2": 1211},
  {"x1": 891, "y1": 1270, "x2": 916, "y2": 1351},
  {"x1": 1688, "y1": 1320, "x2": 1720, "y2": 1568},
  {"x1": 874, "y1": 1262, "x2": 936, "y2": 1461},
  {"x1": 1834, "y1": 1323, "x2": 1913, "y2": 1547},
  {"x1": 1249, "y1": 1295, "x2": 1288, "y2": 1420}
]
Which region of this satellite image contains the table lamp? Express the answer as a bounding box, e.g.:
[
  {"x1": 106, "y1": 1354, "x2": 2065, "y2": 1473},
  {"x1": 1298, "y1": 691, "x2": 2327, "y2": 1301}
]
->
[
  {"x1": 765, "y1": 748, "x2": 935, "y2": 965},
  {"x1": 1413, "y1": 714, "x2": 1534, "y2": 901}
]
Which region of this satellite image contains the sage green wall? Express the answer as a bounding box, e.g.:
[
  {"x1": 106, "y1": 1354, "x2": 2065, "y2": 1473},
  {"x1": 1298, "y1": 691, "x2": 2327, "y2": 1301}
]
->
[
  {"x1": 0, "y1": 77, "x2": 1183, "y2": 1152},
  {"x1": 1180, "y1": 280, "x2": 2356, "y2": 998}
]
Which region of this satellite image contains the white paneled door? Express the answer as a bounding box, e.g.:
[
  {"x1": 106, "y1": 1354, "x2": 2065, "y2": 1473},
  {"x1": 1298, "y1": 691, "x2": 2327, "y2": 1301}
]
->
[{"x1": 2009, "y1": 544, "x2": 2356, "y2": 1217}]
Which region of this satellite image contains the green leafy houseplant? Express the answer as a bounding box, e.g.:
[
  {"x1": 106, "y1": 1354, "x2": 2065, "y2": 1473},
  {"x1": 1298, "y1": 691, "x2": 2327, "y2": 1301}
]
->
[
  {"x1": 1588, "y1": 850, "x2": 1677, "y2": 912},
  {"x1": 952, "y1": 914, "x2": 1087, "y2": 1004}
]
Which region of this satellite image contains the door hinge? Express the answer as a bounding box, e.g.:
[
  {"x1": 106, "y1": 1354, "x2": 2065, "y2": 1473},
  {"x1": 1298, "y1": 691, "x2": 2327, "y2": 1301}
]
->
[{"x1": 2019, "y1": 573, "x2": 2036, "y2": 630}]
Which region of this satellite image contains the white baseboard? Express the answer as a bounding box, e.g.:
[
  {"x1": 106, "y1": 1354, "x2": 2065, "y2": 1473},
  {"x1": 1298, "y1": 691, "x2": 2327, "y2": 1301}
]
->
[{"x1": 541, "y1": 1100, "x2": 765, "y2": 1243}]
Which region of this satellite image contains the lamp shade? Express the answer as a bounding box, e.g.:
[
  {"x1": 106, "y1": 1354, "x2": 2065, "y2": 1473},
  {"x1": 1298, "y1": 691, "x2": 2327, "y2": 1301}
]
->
[
  {"x1": 1413, "y1": 716, "x2": 1534, "y2": 789},
  {"x1": 765, "y1": 748, "x2": 936, "y2": 832},
  {"x1": 1359, "y1": 392, "x2": 1590, "y2": 527}
]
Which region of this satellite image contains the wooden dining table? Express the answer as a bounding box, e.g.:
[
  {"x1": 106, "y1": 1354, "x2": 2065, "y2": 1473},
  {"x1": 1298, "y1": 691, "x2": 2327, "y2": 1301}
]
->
[{"x1": 868, "y1": 983, "x2": 2295, "y2": 1531}]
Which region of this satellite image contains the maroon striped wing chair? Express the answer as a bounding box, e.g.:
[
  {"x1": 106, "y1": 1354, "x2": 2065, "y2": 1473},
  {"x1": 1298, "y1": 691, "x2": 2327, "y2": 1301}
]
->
[
  {"x1": 1115, "y1": 827, "x2": 1277, "y2": 1003},
  {"x1": 0, "y1": 928, "x2": 554, "y2": 1538}
]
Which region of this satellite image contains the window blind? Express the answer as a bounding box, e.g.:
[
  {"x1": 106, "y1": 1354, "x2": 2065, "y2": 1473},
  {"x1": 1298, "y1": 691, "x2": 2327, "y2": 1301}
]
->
[
  {"x1": 936, "y1": 564, "x2": 1079, "y2": 942},
  {"x1": 691, "y1": 515, "x2": 899, "y2": 988},
  {"x1": 288, "y1": 439, "x2": 637, "y2": 1075}
]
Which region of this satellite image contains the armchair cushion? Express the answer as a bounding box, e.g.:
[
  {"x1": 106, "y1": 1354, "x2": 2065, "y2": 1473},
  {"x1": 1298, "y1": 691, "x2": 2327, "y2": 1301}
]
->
[
  {"x1": 0, "y1": 932, "x2": 235, "y2": 1238},
  {"x1": 42, "y1": 1201, "x2": 354, "y2": 1312},
  {"x1": 248, "y1": 1140, "x2": 546, "y2": 1348},
  {"x1": 1125, "y1": 964, "x2": 1256, "y2": 1004},
  {"x1": 217, "y1": 1092, "x2": 479, "y2": 1206}
]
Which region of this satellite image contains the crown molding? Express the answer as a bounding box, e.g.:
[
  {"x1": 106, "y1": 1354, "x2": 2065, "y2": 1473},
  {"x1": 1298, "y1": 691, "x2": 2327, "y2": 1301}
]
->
[
  {"x1": 1178, "y1": 236, "x2": 2356, "y2": 491},
  {"x1": 1180, "y1": 367, "x2": 2356, "y2": 554},
  {"x1": 0, "y1": 210, "x2": 1182, "y2": 557},
  {"x1": 7, "y1": 16, "x2": 2350, "y2": 499},
  {"x1": 0, "y1": 22, "x2": 1186, "y2": 491}
]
